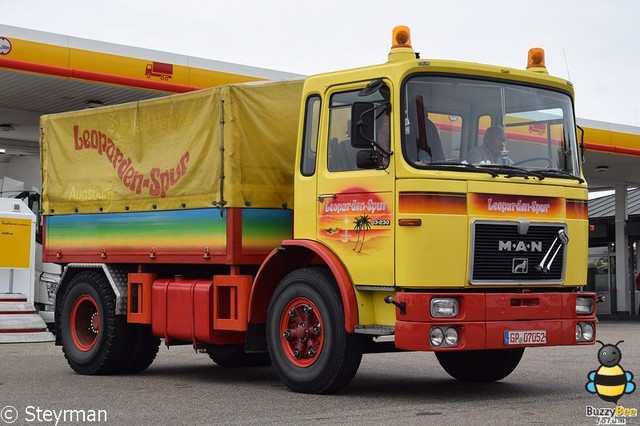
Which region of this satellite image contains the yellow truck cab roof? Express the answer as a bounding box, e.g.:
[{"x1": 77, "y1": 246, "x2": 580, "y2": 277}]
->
[{"x1": 304, "y1": 43, "x2": 574, "y2": 99}]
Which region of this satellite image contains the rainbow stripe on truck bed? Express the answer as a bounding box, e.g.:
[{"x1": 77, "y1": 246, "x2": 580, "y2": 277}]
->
[{"x1": 43, "y1": 208, "x2": 292, "y2": 264}]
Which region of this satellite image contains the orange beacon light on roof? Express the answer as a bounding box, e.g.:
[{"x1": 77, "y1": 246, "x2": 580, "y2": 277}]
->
[{"x1": 392, "y1": 26, "x2": 412, "y2": 48}]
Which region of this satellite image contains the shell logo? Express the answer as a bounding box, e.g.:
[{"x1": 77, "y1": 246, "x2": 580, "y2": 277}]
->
[{"x1": 0, "y1": 37, "x2": 12, "y2": 55}]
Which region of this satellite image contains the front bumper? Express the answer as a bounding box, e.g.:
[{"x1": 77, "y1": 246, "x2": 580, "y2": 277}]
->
[{"x1": 393, "y1": 291, "x2": 596, "y2": 351}]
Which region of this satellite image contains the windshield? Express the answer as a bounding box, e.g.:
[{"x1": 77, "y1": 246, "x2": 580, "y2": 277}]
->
[{"x1": 402, "y1": 75, "x2": 580, "y2": 178}]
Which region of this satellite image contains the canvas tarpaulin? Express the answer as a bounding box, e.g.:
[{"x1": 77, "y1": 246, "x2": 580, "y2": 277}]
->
[{"x1": 41, "y1": 80, "x2": 303, "y2": 215}]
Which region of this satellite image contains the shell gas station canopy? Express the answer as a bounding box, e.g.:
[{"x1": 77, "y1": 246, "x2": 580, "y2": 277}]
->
[{"x1": 0, "y1": 24, "x2": 300, "y2": 167}]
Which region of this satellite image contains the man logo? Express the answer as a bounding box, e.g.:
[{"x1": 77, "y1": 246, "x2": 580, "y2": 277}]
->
[
  {"x1": 498, "y1": 241, "x2": 543, "y2": 252},
  {"x1": 513, "y1": 258, "x2": 528, "y2": 273}
]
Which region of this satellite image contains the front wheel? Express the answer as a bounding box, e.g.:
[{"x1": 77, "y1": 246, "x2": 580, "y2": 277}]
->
[
  {"x1": 435, "y1": 348, "x2": 525, "y2": 382},
  {"x1": 266, "y1": 267, "x2": 364, "y2": 394}
]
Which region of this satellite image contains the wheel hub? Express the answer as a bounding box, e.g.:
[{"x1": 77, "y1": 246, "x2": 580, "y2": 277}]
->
[
  {"x1": 280, "y1": 300, "x2": 324, "y2": 367},
  {"x1": 70, "y1": 295, "x2": 100, "y2": 352},
  {"x1": 90, "y1": 312, "x2": 101, "y2": 334}
]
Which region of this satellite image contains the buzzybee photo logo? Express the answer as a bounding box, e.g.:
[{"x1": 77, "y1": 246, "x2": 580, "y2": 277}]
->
[
  {"x1": 586, "y1": 341, "x2": 635, "y2": 403},
  {"x1": 584, "y1": 340, "x2": 637, "y2": 425}
]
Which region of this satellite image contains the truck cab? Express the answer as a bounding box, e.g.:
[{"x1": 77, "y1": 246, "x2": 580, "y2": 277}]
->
[{"x1": 275, "y1": 26, "x2": 594, "y2": 384}]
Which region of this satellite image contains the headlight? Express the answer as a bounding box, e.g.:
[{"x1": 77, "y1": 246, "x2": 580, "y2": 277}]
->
[
  {"x1": 576, "y1": 297, "x2": 594, "y2": 315},
  {"x1": 430, "y1": 326, "x2": 459, "y2": 347},
  {"x1": 430, "y1": 298, "x2": 458, "y2": 318},
  {"x1": 576, "y1": 322, "x2": 595, "y2": 342},
  {"x1": 430, "y1": 327, "x2": 444, "y2": 346},
  {"x1": 581, "y1": 322, "x2": 594, "y2": 341},
  {"x1": 575, "y1": 323, "x2": 583, "y2": 340},
  {"x1": 444, "y1": 327, "x2": 458, "y2": 346}
]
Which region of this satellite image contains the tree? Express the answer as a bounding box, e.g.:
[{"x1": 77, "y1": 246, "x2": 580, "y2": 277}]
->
[{"x1": 352, "y1": 215, "x2": 372, "y2": 253}]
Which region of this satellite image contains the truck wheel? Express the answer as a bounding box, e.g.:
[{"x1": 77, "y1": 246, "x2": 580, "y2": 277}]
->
[
  {"x1": 121, "y1": 324, "x2": 160, "y2": 373},
  {"x1": 435, "y1": 348, "x2": 525, "y2": 382},
  {"x1": 266, "y1": 267, "x2": 364, "y2": 394},
  {"x1": 206, "y1": 344, "x2": 271, "y2": 367},
  {"x1": 59, "y1": 271, "x2": 130, "y2": 375}
]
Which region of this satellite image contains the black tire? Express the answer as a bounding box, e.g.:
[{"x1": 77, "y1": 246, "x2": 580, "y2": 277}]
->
[
  {"x1": 435, "y1": 348, "x2": 525, "y2": 382},
  {"x1": 121, "y1": 324, "x2": 160, "y2": 374},
  {"x1": 266, "y1": 267, "x2": 364, "y2": 394},
  {"x1": 206, "y1": 344, "x2": 271, "y2": 367},
  {"x1": 59, "y1": 271, "x2": 131, "y2": 375}
]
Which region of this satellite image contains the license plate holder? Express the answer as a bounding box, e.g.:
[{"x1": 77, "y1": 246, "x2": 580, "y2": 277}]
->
[{"x1": 504, "y1": 330, "x2": 546, "y2": 346}]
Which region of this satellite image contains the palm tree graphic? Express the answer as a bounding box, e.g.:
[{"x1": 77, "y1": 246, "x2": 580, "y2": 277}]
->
[{"x1": 353, "y1": 214, "x2": 372, "y2": 253}]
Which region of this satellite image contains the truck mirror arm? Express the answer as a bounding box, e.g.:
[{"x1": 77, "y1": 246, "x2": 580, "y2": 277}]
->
[
  {"x1": 577, "y1": 125, "x2": 585, "y2": 164},
  {"x1": 354, "y1": 121, "x2": 393, "y2": 156},
  {"x1": 355, "y1": 103, "x2": 393, "y2": 158}
]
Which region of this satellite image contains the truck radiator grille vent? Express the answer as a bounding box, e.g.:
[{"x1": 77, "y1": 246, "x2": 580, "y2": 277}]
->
[{"x1": 471, "y1": 222, "x2": 566, "y2": 284}]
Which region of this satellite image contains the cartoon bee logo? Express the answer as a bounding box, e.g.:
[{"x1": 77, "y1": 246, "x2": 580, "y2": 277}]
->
[{"x1": 586, "y1": 340, "x2": 636, "y2": 403}]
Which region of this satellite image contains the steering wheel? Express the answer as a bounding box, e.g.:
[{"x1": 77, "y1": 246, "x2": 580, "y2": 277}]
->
[{"x1": 512, "y1": 157, "x2": 553, "y2": 168}]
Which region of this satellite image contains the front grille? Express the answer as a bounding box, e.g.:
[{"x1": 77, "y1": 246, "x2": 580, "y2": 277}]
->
[{"x1": 471, "y1": 221, "x2": 566, "y2": 284}]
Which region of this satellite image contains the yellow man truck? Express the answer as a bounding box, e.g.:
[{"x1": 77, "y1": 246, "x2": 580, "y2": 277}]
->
[{"x1": 41, "y1": 26, "x2": 596, "y2": 394}]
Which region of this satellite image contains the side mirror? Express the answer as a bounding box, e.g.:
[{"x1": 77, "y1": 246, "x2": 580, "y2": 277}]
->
[
  {"x1": 351, "y1": 102, "x2": 375, "y2": 148},
  {"x1": 355, "y1": 149, "x2": 381, "y2": 169}
]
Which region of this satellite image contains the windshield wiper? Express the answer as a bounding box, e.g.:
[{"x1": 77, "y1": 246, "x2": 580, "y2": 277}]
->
[
  {"x1": 532, "y1": 169, "x2": 585, "y2": 183},
  {"x1": 418, "y1": 161, "x2": 499, "y2": 177},
  {"x1": 477, "y1": 164, "x2": 545, "y2": 180}
]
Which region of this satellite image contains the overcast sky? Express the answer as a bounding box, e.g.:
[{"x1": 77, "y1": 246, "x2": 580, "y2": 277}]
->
[{"x1": 2, "y1": 0, "x2": 639, "y2": 127}]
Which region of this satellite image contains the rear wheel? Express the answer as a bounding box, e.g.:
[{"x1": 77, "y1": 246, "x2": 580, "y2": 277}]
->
[
  {"x1": 435, "y1": 348, "x2": 525, "y2": 382},
  {"x1": 60, "y1": 271, "x2": 130, "y2": 375},
  {"x1": 266, "y1": 267, "x2": 364, "y2": 394},
  {"x1": 206, "y1": 344, "x2": 271, "y2": 367},
  {"x1": 121, "y1": 324, "x2": 160, "y2": 373}
]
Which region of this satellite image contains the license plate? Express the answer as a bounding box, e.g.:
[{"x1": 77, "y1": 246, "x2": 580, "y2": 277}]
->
[{"x1": 504, "y1": 330, "x2": 546, "y2": 345}]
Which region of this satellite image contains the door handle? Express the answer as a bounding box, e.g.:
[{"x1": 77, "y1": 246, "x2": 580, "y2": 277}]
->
[{"x1": 317, "y1": 193, "x2": 337, "y2": 202}]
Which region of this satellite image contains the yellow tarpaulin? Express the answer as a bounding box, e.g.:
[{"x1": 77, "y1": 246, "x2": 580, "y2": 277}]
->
[{"x1": 41, "y1": 80, "x2": 303, "y2": 214}]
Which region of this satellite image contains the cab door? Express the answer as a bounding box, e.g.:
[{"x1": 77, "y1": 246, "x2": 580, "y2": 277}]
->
[{"x1": 315, "y1": 86, "x2": 395, "y2": 286}]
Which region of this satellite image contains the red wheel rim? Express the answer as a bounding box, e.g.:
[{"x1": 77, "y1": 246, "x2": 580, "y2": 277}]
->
[
  {"x1": 279, "y1": 297, "x2": 324, "y2": 368},
  {"x1": 70, "y1": 295, "x2": 100, "y2": 352}
]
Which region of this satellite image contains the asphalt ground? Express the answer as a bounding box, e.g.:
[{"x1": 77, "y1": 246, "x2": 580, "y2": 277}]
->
[{"x1": 1, "y1": 320, "x2": 639, "y2": 426}]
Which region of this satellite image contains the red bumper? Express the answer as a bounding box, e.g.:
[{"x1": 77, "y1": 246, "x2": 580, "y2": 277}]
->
[{"x1": 394, "y1": 291, "x2": 596, "y2": 351}]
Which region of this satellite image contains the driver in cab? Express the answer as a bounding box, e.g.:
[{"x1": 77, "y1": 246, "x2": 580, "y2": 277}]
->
[{"x1": 466, "y1": 125, "x2": 511, "y2": 165}]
